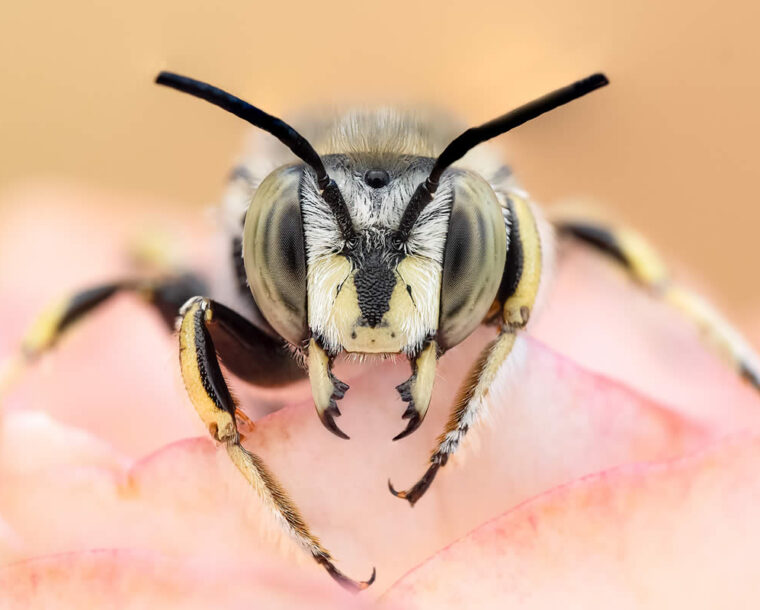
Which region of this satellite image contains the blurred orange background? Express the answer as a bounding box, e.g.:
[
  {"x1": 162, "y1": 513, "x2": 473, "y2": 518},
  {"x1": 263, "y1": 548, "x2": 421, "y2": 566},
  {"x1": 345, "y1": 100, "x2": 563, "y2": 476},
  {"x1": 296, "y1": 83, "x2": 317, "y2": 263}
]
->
[{"x1": 1, "y1": 0, "x2": 758, "y2": 314}]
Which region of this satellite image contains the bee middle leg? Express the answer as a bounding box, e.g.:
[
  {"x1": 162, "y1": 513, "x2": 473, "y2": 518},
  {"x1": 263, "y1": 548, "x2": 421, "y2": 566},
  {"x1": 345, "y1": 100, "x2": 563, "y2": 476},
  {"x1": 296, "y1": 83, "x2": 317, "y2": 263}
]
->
[
  {"x1": 0, "y1": 274, "x2": 208, "y2": 400},
  {"x1": 389, "y1": 192, "x2": 542, "y2": 506},
  {"x1": 178, "y1": 297, "x2": 374, "y2": 591}
]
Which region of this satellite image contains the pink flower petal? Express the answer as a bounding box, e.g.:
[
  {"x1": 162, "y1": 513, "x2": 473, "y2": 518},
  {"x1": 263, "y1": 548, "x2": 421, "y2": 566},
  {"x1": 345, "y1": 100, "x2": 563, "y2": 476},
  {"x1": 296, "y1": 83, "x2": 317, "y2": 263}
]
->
[
  {"x1": 0, "y1": 517, "x2": 22, "y2": 563},
  {"x1": 3, "y1": 300, "x2": 205, "y2": 456},
  {"x1": 533, "y1": 243, "x2": 760, "y2": 431},
  {"x1": 0, "y1": 409, "x2": 126, "y2": 475},
  {"x1": 0, "y1": 550, "x2": 372, "y2": 609},
  {"x1": 0, "y1": 184, "x2": 749, "y2": 598},
  {"x1": 0, "y1": 337, "x2": 705, "y2": 592},
  {"x1": 383, "y1": 434, "x2": 760, "y2": 609}
]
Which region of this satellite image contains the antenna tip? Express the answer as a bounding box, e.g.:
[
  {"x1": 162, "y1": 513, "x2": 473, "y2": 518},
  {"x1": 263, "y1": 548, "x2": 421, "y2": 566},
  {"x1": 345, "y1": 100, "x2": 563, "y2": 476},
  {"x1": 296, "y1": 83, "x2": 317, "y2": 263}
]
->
[
  {"x1": 585, "y1": 72, "x2": 610, "y2": 88},
  {"x1": 155, "y1": 71, "x2": 174, "y2": 86}
]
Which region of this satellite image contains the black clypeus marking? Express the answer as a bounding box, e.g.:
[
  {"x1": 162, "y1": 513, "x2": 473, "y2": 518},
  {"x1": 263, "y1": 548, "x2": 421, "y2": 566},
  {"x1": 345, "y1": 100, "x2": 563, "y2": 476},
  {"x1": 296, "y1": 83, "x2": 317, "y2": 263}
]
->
[{"x1": 351, "y1": 238, "x2": 398, "y2": 328}]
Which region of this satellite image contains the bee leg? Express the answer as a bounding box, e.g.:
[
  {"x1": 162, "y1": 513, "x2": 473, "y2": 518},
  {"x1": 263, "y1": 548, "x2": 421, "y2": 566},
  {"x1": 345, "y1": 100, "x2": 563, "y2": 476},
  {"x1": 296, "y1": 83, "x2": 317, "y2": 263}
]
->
[
  {"x1": 393, "y1": 341, "x2": 438, "y2": 441},
  {"x1": 16, "y1": 274, "x2": 206, "y2": 361},
  {"x1": 307, "y1": 338, "x2": 351, "y2": 439},
  {"x1": 390, "y1": 193, "x2": 543, "y2": 505},
  {"x1": 556, "y1": 218, "x2": 760, "y2": 392},
  {"x1": 388, "y1": 331, "x2": 518, "y2": 506},
  {"x1": 0, "y1": 274, "x2": 207, "y2": 400},
  {"x1": 178, "y1": 297, "x2": 374, "y2": 592},
  {"x1": 201, "y1": 300, "x2": 305, "y2": 387}
]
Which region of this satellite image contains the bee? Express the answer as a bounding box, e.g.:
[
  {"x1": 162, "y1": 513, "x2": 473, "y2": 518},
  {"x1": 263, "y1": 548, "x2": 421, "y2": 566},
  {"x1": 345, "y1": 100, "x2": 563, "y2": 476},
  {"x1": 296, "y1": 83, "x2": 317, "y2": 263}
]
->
[{"x1": 11, "y1": 71, "x2": 760, "y2": 591}]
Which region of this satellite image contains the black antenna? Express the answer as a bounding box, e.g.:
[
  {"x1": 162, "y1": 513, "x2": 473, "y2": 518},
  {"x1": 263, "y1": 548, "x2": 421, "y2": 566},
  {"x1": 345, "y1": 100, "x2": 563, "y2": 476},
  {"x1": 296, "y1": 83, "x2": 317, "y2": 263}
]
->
[
  {"x1": 395, "y1": 73, "x2": 609, "y2": 241},
  {"x1": 155, "y1": 72, "x2": 356, "y2": 240}
]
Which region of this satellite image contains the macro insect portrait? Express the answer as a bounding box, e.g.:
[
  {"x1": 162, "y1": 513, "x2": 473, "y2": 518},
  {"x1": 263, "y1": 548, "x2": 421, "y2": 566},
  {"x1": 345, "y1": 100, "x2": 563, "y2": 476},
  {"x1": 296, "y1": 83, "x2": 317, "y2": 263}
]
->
[{"x1": 3, "y1": 3, "x2": 760, "y2": 607}]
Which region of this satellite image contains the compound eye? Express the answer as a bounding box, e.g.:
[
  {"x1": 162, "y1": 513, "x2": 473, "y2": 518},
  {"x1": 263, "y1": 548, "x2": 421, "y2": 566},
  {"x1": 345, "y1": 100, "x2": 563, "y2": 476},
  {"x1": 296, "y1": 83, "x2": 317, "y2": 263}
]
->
[
  {"x1": 243, "y1": 165, "x2": 308, "y2": 345},
  {"x1": 437, "y1": 172, "x2": 507, "y2": 350}
]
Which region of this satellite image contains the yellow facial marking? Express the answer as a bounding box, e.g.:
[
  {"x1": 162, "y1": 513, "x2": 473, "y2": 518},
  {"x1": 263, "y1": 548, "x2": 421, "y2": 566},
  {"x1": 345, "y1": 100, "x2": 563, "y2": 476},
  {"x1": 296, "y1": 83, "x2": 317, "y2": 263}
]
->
[{"x1": 307, "y1": 253, "x2": 441, "y2": 354}]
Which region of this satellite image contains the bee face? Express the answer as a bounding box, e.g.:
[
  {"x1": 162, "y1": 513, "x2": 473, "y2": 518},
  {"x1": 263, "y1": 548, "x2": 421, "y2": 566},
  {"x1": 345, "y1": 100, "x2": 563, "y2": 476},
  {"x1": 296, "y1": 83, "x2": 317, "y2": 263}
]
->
[
  {"x1": 243, "y1": 152, "x2": 508, "y2": 356},
  {"x1": 303, "y1": 154, "x2": 449, "y2": 356},
  {"x1": 308, "y1": 229, "x2": 442, "y2": 355}
]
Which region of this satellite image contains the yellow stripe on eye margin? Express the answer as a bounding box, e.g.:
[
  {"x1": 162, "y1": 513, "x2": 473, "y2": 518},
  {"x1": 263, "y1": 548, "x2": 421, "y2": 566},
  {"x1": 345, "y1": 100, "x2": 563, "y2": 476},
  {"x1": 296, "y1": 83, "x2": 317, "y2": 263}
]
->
[{"x1": 503, "y1": 195, "x2": 542, "y2": 329}]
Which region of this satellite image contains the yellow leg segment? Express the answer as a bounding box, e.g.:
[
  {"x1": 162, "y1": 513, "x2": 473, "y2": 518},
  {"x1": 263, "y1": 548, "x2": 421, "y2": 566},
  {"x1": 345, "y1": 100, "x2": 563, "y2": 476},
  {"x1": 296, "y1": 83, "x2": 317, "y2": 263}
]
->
[
  {"x1": 178, "y1": 297, "x2": 374, "y2": 591},
  {"x1": 556, "y1": 219, "x2": 760, "y2": 390}
]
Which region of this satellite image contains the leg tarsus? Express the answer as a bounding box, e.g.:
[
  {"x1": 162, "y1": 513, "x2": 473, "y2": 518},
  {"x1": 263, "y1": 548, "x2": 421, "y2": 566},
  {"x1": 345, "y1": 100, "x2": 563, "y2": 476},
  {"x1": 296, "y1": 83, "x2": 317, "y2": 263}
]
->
[
  {"x1": 387, "y1": 458, "x2": 444, "y2": 507},
  {"x1": 0, "y1": 355, "x2": 24, "y2": 404},
  {"x1": 225, "y1": 442, "x2": 372, "y2": 591},
  {"x1": 390, "y1": 332, "x2": 518, "y2": 506},
  {"x1": 314, "y1": 554, "x2": 376, "y2": 593}
]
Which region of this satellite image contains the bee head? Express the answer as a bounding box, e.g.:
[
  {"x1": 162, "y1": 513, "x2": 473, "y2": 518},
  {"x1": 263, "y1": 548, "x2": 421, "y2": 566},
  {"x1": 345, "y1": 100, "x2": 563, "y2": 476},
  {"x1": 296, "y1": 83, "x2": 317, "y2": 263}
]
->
[
  {"x1": 242, "y1": 153, "x2": 508, "y2": 356},
  {"x1": 155, "y1": 71, "x2": 609, "y2": 357}
]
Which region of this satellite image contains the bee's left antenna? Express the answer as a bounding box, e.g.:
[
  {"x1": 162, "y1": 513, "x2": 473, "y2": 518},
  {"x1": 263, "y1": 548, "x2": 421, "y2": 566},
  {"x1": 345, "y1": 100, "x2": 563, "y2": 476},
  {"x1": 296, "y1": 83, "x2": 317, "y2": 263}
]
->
[{"x1": 155, "y1": 71, "x2": 356, "y2": 241}]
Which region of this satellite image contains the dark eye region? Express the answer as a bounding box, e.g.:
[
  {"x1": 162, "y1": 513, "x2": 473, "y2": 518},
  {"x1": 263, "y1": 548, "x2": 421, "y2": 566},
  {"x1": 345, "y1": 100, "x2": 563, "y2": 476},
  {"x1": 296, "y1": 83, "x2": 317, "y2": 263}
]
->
[
  {"x1": 437, "y1": 173, "x2": 507, "y2": 350},
  {"x1": 243, "y1": 165, "x2": 309, "y2": 345},
  {"x1": 364, "y1": 169, "x2": 391, "y2": 189}
]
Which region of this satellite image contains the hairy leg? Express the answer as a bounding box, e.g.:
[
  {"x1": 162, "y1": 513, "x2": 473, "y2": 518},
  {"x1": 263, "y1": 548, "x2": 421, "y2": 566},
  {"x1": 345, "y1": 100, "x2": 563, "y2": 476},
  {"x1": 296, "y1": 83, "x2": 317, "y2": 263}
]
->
[
  {"x1": 390, "y1": 192, "x2": 542, "y2": 505},
  {"x1": 178, "y1": 297, "x2": 374, "y2": 591}
]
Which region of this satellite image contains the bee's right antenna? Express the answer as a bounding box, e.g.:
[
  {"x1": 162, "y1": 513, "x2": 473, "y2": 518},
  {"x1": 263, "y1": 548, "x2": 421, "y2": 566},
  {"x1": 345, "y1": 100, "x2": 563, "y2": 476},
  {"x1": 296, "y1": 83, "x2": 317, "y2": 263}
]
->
[
  {"x1": 395, "y1": 73, "x2": 609, "y2": 241},
  {"x1": 155, "y1": 72, "x2": 357, "y2": 242}
]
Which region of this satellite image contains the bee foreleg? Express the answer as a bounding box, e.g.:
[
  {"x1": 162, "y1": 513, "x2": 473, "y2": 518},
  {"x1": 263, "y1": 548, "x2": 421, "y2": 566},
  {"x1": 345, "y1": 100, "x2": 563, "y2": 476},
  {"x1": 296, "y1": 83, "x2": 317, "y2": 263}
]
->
[
  {"x1": 388, "y1": 331, "x2": 517, "y2": 506},
  {"x1": 389, "y1": 193, "x2": 542, "y2": 506},
  {"x1": 178, "y1": 297, "x2": 374, "y2": 592},
  {"x1": 393, "y1": 341, "x2": 438, "y2": 441}
]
